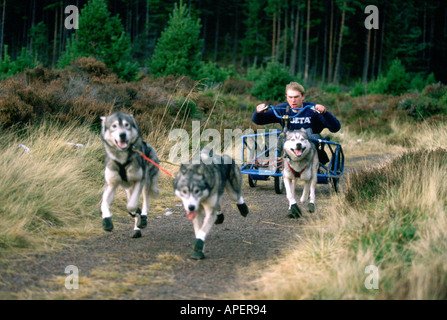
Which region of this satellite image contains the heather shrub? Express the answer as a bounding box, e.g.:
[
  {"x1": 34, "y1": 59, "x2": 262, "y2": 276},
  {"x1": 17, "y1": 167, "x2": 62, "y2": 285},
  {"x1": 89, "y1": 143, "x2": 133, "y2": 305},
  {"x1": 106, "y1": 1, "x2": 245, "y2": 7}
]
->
[
  {"x1": 0, "y1": 95, "x2": 33, "y2": 127},
  {"x1": 422, "y1": 83, "x2": 447, "y2": 100},
  {"x1": 222, "y1": 78, "x2": 254, "y2": 95}
]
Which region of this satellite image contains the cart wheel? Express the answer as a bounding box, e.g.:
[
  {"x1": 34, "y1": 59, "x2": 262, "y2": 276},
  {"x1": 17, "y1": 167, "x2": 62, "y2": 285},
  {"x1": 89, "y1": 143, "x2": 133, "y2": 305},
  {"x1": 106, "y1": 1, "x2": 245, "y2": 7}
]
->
[
  {"x1": 248, "y1": 175, "x2": 257, "y2": 187},
  {"x1": 274, "y1": 168, "x2": 284, "y2": 194},
  {"x1": 331, "y1": 177, "x2": 340, "y2": 193}
]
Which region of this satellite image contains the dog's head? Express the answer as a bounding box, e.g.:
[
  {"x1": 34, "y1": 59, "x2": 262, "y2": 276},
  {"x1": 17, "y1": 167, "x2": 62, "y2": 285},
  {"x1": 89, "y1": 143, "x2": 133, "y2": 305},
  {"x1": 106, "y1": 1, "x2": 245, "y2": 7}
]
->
[
  {"x1": 101, "y1": 112, "x2": 140, "y2": 151},
  {"x1": 174, "y1": 163, "x2": 210, "y2": 221},
  {"x1": 284, "y1": 128, "x2": 312, "y2": 159}
]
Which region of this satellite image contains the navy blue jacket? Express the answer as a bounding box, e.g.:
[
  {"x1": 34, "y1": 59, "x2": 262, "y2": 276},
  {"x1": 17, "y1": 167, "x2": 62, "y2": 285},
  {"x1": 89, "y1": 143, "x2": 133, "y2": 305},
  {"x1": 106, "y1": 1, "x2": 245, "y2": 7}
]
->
[{"x1": 251, "y1": 102, "x2": 341, "y2": 134}]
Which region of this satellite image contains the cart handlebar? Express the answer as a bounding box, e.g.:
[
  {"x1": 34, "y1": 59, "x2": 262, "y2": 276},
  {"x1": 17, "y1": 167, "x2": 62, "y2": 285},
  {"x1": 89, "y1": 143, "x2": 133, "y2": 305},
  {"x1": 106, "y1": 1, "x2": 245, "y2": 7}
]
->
[{"x1": 265, "y1": 104, "x2": 318, "y2": 120}]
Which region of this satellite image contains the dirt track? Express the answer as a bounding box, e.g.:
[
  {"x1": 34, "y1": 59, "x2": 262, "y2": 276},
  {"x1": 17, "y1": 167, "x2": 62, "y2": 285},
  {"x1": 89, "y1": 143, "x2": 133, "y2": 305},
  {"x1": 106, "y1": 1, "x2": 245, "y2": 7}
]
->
[{"x1": 0, "y1": 154, "x2": 392, "y2": 299}]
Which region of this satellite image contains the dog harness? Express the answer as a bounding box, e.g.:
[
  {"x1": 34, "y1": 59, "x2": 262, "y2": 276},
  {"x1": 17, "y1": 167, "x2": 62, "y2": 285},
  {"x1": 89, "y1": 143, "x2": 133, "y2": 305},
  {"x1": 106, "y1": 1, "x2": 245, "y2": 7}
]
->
[
  {"x1": 113, "y1": 159, "x2": 132, "y2": 182},
  {"x1": 286, "y1": 161, "x2": 307, "y2": 178}
]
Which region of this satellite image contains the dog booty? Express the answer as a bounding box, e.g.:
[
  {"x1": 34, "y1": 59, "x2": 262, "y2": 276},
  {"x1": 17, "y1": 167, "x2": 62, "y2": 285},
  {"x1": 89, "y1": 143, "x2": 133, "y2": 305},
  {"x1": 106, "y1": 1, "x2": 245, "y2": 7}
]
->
[
  {"x1": 102, "y1": 217, "x2": 114, "y2": 231},
  {"x1": 215, "y1": 213, "x2": 225, "y2": 225},
  {"x1": 308, "y1": 203, "x2": 315, "y2": 213},
  {"x1": 287, "y1": 204, "x2": 302, "y2": 219},
  {"x1": 137, "y1": 215, "x2": 147, "y2": 229},
  {"x1": 237, "y1": 203, "x2": 249, "y2": 217},
  {"x1": 191, "y1": 239, "x2": 205, "y2": 260},
  {"x1": 131, "y1": 229, "x2": 142, "y2": 238}
]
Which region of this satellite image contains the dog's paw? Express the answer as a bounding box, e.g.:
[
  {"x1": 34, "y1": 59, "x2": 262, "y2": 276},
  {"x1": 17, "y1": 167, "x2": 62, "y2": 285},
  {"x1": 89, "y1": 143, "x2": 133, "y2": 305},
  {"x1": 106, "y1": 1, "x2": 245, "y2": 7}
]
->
[
  {"x1": 237, "y1": 203, "x2": 249, "y2": 217},
  {"x1": 102, "y1": 217, "x2": 114, "y2": 231},
  {"x1": 287, "y1": 204, "x2": 302, "y2": 219},
  {"x1": 307, "y1": 203, "x2": 315, "y2": 213},
  {"x1": 215, "y1": 213, "x2": 225, "y2": 225},
  {"x1": 137, "y1": 215, "x2": 147, "y2": 229},
  {"x1": 130, "y1": 229, "x2": 142, "y2": 238},
  {"x1": 191, "y1": 239, "x2": 205, "y2": 260}
]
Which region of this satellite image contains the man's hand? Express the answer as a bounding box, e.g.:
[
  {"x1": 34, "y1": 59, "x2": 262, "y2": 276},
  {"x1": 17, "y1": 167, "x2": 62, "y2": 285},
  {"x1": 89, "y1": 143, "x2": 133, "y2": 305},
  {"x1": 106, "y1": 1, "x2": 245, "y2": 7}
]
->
[
  {"x1": 256, "y1": 103, "x2": 269, "y2": 113},
  {"x1": 314, "y1": 104, "x2": 326, "y2": 114}
]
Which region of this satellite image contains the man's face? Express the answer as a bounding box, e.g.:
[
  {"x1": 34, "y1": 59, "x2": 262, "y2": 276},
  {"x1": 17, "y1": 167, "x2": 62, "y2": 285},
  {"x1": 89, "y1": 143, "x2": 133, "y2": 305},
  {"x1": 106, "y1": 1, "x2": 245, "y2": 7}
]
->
[{"x1": 286, "y1": 89, "x2": 305, "y2": 110}]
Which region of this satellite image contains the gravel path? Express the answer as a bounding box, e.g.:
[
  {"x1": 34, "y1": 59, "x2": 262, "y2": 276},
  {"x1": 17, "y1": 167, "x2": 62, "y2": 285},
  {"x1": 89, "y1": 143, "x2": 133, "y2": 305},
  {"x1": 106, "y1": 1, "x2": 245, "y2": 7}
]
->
[{"x1": 0, "y1": 154, "x2": 392, "y2": 299}]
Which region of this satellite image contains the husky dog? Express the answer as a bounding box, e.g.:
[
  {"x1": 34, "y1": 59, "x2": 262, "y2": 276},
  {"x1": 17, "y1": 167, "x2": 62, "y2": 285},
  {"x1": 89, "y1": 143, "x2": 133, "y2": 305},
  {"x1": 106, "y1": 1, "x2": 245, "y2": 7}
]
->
[
  {"x1": 283, "y1": 128, "x2": 319, "y2": 218},
  {"x1": 100, "y1": 112, "x2": 159, "y2": 238},
  {"x1": 174, "y1": 150, "x2": 249, "y2": 259}
]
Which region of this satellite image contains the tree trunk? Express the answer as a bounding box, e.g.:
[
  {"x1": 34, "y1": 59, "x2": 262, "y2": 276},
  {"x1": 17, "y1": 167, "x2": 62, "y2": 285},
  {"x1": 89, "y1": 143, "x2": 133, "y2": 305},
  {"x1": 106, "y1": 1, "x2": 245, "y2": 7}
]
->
[
  {"x1": 327, "y1": 0, "x2": 334, "y2": 83},
  {"x1": 52, "y1": 8, "x2": 58, "y2": 68},
  {"x1": 1, "y1": 0, "x2": 6, "y2": 60},
  {"x1": 283, "y1": 10, "x2": 288, "y2": 68},
  {"x1": 371, "y1": 29, "x2": 377, "y2": 81},
  {"x1": 289, "y1": 4, "x2": 300, "y2": 75},
  {"x1": 427, "y1": 9, "x2": 435, "y2": 73},
  {"x1": 362, "y1": 28, "x2": 371, "y2": 86},
  {"x1": 214, "y1": 14, "x2": 220, "y2": 61},
  {"x1": 321, "y1": 0, "x2": 328, "y2": 84},
  {"x1": 146, "y1": 0, "x2": 150, "y2": 59},
  {"x1": 304, "y1": 0, "x2": 310, "y2": 82},
  {"x1": 232, "y1": 0, "x2": 239, "y2": 65},
  {"x1": 298, "y1": 9, "x2": 304, "y2": 74},
  {"x1": 272, "y1": 11, "x2": 276, "y2": 61},
  {"x1": 333, "y1": 1, "x2": 346, "y2": 84},
  {"x1": 30, "y1": 0, "x2": 36, "y2": 53},
  {"x1": 378, "y1": 4, "x2": 386, "y2": 77}
]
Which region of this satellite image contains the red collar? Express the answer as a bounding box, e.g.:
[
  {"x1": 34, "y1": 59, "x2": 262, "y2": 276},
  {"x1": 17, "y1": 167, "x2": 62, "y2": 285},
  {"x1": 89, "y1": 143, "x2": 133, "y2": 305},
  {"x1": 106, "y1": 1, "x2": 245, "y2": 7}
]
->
[{"x1": 287, "y1": 161, "x2": 307, "y2": 178}]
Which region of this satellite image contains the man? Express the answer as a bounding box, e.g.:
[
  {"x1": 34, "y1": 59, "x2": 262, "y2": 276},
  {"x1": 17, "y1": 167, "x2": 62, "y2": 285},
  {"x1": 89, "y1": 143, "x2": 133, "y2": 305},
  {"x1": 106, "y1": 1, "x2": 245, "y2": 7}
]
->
[
  {"x1": 252, "y1": 82, "x2": 341, "y2": 137},
  {"x1": 252, "y1": 82, "x2": 341, "y2": 165}
]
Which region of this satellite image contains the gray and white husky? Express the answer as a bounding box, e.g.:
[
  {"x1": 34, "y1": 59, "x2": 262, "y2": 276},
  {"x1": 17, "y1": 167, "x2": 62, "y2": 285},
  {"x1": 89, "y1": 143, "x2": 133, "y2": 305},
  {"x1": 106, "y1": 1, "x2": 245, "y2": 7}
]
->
[
  {"x1": 174, "y1": 150, "x2": 249, "y2": 259},
  {"x1": 283, "y1": 128, "x2": 319, "y2": 218},
  {"x1": 100, "y1": 112, "x2": 159, "y2": 238}
]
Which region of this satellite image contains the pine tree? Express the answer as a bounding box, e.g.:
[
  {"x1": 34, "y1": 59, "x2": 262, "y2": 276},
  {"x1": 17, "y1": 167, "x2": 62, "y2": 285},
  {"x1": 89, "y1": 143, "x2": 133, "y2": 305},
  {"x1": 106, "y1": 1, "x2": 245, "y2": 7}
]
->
[
  {"x1": 149, "y1": 1, "x2": 203, "y2": 79},
  {"x1": 58, "y1": 0, "x2": 137, "y2": 81}
]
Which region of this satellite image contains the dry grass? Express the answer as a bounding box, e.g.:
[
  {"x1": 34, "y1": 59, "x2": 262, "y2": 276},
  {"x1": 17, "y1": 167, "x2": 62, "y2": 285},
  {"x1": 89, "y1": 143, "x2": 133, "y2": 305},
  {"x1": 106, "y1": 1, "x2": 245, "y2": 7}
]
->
[{"x1": 0, "y1": 121, "x2": 105, "y2": 253}]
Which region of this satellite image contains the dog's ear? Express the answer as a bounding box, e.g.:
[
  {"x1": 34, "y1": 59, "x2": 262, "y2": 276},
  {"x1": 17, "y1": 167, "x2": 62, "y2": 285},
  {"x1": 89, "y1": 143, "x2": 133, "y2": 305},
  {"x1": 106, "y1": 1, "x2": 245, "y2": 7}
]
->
[
  {"x1": 100, "y1": 116, "x2": 107, "y2": 129},
  {"x1": 300, "y1": 128, "x2": 309, "y2": 139},
  {"x1": 180, "y1": 164, "x2": 188, "y2": 174},
  {"x1": 197, "y1": 163, "x2": 205, "y2": 175}
]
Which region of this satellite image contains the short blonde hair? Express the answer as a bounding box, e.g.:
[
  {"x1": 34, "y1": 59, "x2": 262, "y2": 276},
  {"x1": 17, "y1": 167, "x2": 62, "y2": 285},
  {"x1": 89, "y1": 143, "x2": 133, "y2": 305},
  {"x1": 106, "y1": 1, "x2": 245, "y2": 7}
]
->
[{"x1": 285, "y1": 82, "x2": 305, "y2": 95}]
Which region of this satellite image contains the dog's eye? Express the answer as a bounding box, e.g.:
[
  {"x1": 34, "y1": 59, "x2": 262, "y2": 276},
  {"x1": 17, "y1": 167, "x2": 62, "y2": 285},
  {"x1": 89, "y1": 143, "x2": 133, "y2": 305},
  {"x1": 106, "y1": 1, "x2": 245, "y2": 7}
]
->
[
  {"x1": 111, "y1": 124, "x2": 117, "y2": 129},
  {"x1": 182, "y1": 188, "x2": 188, "y2": 195},
  {"x1": 193, "y1": 188, "x2": 200, "y2": 195},
  {"x1": 124, "y1": 122, "x2": 130, "y2": 128}
]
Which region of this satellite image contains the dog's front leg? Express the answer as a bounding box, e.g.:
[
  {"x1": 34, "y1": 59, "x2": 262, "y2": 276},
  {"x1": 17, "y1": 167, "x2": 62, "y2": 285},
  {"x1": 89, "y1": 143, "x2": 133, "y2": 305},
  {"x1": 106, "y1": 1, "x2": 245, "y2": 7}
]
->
[
  {"x1": 300, "y1": 181, "x2": 310, "y2": 203},
  {"x1": 127, "y1": 181, "x2": 143, "y2": 213},
  {"x1": 283, "y1": 177, "x2": 296, "y2": 207},
  {"x1": 191, "y1": 204, "x2": 215, "y2": 260},
  {"x1": 284, "y1": 177, "x2": 301, "y2": 218},
  {"x1": 126, "y1": 182, "x2": 145, "y2": 238},
  {"x1": 101, "y1": 184, "x2": 116, "y2": 231}
]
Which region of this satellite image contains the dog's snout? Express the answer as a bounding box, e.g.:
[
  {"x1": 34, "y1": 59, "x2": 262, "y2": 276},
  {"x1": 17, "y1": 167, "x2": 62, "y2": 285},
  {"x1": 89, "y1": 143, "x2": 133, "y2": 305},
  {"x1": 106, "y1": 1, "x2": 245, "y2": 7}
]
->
[
  {"x1": 119, "y1": 132, "x2": 127, "y2": 141},
  {"x1": 188, "y1": 205, "x2": 196, "y2": 212}
]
